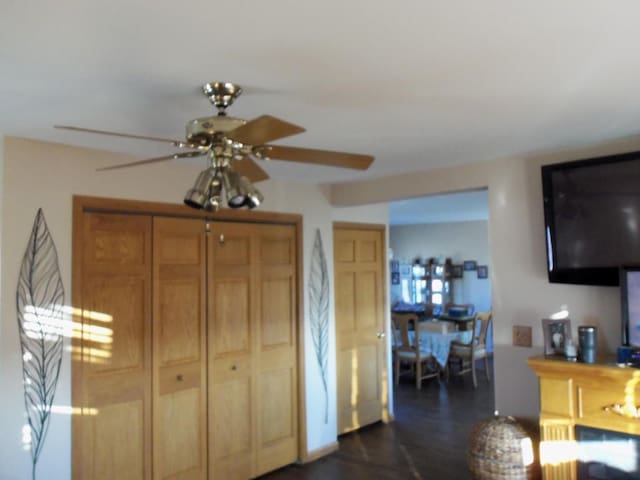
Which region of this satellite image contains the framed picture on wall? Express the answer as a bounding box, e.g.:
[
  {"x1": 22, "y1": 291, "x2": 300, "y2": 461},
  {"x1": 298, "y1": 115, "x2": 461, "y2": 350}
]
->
[
  {"x1": 452, "y1": 265, "x2": 463, "y2": 278},
  {"x1": 463, "y1": 260, "x2": 477, "y2": 271},
  {"x1": 477, "y1": 265, "x2": 488, "y2": 279},
  {"x1": 391, "y1": 272, "x2": 400, "y2": 284}
]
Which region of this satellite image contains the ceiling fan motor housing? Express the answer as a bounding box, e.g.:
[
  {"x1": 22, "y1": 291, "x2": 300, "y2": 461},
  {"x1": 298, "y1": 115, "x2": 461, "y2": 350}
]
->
[{"x1": 186, "y1": 116, "x2": 247, "y2": 143}]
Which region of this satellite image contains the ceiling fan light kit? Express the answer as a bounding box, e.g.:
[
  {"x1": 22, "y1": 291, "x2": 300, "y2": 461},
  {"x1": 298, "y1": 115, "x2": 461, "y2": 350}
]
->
[{"x1": 55, "y1": 82, "x2": 374, "y2": 211}]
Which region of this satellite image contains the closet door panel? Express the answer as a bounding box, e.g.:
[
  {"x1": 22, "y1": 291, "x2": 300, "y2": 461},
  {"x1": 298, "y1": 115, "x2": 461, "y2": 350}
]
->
[
  {"x1": 255, "y1": 225, "x2": 298, "y2": 477},
  {"x1": 212, "y1": 279, "x2": 250, "y2": 355},
  {"x1": 210, "y1": 373, "x2": 253, "y2": 480},
  {"x1": 260, "y1": 276, "x2": 293, "y2": 347},
  {"x1": 153, "y1": 217, "x2": 207, "y2": 480},
  {"x1": 89, "y1": 400, "x2": 144, "y2": 480},
  {"x1": 75, "y1": 213, "x2": 152, "y2": 480},
  {"x1": 209, "y1": 223, "x2": 255, "y2": 480}
]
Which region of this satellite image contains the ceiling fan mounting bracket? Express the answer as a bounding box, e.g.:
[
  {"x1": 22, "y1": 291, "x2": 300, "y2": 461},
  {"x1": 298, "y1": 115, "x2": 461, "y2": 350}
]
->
[{"x1": 202, "y1": 82, "x2": 243, "y2": 115}]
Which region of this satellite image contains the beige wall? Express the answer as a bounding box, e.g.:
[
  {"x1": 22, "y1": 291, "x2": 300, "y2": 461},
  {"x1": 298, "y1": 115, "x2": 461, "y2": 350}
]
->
[
  {"x1": 331, "y1": 136, "x2": 640, "y2": 419},
  {"x1": 0, "y1": 137, "x2": 389, "y2": 479}
]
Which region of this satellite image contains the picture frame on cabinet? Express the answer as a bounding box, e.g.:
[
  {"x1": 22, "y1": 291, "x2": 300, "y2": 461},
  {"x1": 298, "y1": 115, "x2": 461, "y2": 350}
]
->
[
  {"x1": 542, "y1": 318, "x2": 572, "y2": 356},
  {"x1": 463, "y1": 260, "x2": 477, "y2": 271}
]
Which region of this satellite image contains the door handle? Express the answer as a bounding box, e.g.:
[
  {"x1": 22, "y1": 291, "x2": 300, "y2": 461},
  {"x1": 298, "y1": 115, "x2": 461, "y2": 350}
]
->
[{"x1": 377, "y1": 331, "x2": 386, "y2": 339}]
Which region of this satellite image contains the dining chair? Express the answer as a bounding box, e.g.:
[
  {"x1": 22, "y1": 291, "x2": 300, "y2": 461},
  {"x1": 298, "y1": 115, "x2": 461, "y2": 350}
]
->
[
  {"x1": 446, "y1": 311, "x2": 492, "y2": 388},
  {"x1": 392, "y1": 313, "x2": 440, "y2": 390}
]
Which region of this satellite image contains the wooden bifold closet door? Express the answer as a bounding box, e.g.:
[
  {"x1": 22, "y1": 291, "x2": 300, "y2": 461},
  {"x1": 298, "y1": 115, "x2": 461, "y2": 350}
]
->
[
  {"x1": 73, "y1": 207, "x2": 298, "y2": 480},
  {"x1": 208, "y1": 221, "x2": 298, "y2": 480},
  {"x1": 74, "y1": 212, "x2": 153, "y2": 480},
  {"x1": 152, "y1": 217, "x2": 208, "y2": 479}
]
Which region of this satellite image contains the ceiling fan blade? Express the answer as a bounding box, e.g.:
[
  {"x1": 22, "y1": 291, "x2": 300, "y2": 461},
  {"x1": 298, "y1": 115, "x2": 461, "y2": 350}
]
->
[
  {"x1": 55, "y1": 125, "x2": 190, "y2": 146},
  {"x1": 226, "y1": 115, "x2": 305, "y2": 146},
  {"x1": 234, "y1": 157, "x2": 270, "y2": 183},
  {"x1": 264, "y1": 145, "x2": 374, "y2": 170},
  {"x1": 97, "y1": 150, "x2": 206, "y2": 171}
]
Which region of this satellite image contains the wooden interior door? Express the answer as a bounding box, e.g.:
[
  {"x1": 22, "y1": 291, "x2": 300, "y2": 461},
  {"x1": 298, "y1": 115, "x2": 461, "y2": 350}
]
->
[
  {"x1": 152, "y1": 217, "x2": 207, "y2": 479},
  {"x1": 208, "y1": 222, "x2": 298, "y2": 479},
  {"x1": 334, "y1": 224, "x2": 387, "y2": 434},
  {"x1": 74, "y1": 212, "x2": 152, "y2": 480}
]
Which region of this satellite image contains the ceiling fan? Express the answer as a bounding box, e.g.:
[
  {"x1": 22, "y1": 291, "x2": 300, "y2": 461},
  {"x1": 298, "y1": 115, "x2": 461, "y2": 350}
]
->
[{"x1": 55, "y1": 82, "x2": 374, "y2": 211}]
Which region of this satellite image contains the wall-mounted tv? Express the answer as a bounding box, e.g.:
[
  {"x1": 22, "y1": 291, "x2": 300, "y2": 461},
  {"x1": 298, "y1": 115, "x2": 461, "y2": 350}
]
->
[{"x1": 542, "y1": 150, "x2": 640, "y2": 286}]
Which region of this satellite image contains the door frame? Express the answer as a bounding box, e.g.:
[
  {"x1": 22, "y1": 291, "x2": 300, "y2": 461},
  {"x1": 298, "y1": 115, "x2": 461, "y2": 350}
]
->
[
  {"x1": 332, "y1": 221, "x2": 391, "y2": 434},
  {"x1": 71, "y1": 195, "x2": 308, "y2": 473}
]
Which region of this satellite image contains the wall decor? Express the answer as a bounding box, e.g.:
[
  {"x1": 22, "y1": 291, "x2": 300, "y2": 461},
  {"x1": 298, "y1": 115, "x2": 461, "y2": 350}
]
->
[
  {"x1": 309, "y1": 229, "x2": 330, "y2": 424},
  {"x1": 463, "y1": 260, "x2": 477, "y2": 271},
  {"x1": 16, "y1": 209, "x2": 65, "y2": 480},
  {"x1": 452, "y1": 265, "x2": 463, "y2": 278},
  {"x1": 542, "y1": 318, "x2": 572, "y2": 356},
  {"x1": 391, "y1": 272, "x2": 400, "y2": 285},
  {"x1": 477, "y1": 265, "x2": 488, "y2": 279}
]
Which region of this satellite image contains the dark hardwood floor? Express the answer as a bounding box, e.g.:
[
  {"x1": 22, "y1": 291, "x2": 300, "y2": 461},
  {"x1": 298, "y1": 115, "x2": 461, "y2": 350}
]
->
[{"x1": 260, "y1": 359, "x2": 495, "y2": 480}]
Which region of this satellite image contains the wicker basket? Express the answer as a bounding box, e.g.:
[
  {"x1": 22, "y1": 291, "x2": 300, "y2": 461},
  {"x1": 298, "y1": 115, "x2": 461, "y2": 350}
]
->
[{"x1": 468, "y1": 416, "x2": 537, "y2": 480}]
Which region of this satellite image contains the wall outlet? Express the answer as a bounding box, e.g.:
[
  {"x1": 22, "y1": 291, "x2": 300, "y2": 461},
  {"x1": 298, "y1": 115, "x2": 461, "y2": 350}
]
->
[{"x1": 513, "y1": 326, "x2": 532, "y2": 347}]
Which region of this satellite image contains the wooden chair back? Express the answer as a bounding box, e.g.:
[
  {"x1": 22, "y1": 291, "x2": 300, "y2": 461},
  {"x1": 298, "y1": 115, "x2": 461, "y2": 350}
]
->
[
  {"x1": 474, "y1": 311, "x2": 492, "y2": 349},
  {"x1": 448, "y1": 311, "x2": 492, "y2": 388},
  {"x1": 391, "y1": 313, "x2": 419, "y2": 353}
]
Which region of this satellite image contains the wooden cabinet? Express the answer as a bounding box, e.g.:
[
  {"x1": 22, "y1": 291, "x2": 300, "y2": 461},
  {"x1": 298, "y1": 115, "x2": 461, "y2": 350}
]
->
[
  {"x1": 528, "y1": 355, "x2": 640, "y2": 480},
  {"x1": 73, "y1": 201, "x2": 299, "y2": 480},
  {"x1": 408, "y1": 258, "x2": 452, "y2": 307}
]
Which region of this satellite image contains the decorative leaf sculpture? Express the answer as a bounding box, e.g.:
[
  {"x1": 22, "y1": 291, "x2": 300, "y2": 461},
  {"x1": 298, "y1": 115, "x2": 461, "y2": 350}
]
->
[
  {"x1": 309, "y1": 229, "x2": 330, "y2": 424},
  {"x1": 16, "y1": 209, "x2": 65, "y2": 480}
]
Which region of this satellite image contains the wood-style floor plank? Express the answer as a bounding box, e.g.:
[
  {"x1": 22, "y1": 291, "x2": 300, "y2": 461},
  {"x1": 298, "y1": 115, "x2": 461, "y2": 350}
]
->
[{"x1": 260, "y1": 359, "x2": 495, "y2": 479}]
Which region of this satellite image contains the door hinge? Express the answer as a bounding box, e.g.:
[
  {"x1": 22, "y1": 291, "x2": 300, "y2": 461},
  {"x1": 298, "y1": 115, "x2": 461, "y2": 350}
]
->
[{"x1": 205, "y1": 222, "x2": 211, "y2": 236}]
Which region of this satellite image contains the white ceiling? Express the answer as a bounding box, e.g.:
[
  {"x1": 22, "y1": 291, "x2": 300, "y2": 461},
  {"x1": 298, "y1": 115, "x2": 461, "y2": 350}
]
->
[
  {"x1": 3, "y1": 2, "x2": 640, "y2": 184},
  {"x1": 389, "y1": 190, "x2": 488, "y2": 225}
]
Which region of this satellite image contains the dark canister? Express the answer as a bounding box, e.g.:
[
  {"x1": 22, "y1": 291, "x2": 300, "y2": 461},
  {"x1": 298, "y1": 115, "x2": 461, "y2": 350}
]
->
[{"x1": 578, "y1": 326, "x2": 597, "y2": 364}]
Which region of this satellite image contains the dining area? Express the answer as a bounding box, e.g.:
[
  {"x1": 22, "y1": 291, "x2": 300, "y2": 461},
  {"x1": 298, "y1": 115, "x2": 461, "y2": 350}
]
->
[{"x1": 391, "y1": 304, "x2": 492, "y2": 390}]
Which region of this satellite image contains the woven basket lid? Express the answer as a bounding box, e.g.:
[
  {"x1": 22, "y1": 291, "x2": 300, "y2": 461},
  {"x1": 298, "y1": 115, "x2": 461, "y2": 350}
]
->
[
  {"x1": 469, "y1": 416, "x2": 529, "y2": 449},
  {"x1": 468, "y1": 416, "x2": 535, "y2": 480}
]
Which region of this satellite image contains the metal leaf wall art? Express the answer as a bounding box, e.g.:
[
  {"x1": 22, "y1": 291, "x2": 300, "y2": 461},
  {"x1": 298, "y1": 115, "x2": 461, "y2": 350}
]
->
[
  {"x1": 309, "y1": 229, "x2": 330, "y2": 424},
  {"x1": 16, "y1": 209, "x2": 65, "y2": 480}
]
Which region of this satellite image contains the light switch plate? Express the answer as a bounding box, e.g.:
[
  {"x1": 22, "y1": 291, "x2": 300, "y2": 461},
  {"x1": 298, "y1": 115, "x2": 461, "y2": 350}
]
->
[{"x1": 513, "y1": 326, "x2": 532, "y2": 347}]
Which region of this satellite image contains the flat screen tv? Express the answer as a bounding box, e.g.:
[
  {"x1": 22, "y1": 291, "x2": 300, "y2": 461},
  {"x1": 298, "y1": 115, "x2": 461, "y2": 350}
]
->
[{"x1": 542, "y1": 150, "x2": 640, "y2": 286}]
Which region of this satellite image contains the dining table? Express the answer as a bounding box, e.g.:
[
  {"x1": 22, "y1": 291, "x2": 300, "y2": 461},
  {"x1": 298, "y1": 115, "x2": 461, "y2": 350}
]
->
[
  {"x1": 406, "y1": 327, "x2": 473, "y2": 368},
  {"x1": 435, "y1": 313, "x2": 476, "y2": 331}
]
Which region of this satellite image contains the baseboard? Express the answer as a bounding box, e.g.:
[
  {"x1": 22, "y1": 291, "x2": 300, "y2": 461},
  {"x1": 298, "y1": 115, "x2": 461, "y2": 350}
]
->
[{"x1": 300, "y1": 441, "x2": 339, "y2": 464}]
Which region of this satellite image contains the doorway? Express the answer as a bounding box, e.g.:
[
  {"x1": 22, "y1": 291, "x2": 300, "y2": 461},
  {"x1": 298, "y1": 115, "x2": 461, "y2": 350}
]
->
[{"x1": 388, "y1": 189, "x2": 494, "y2": 395}]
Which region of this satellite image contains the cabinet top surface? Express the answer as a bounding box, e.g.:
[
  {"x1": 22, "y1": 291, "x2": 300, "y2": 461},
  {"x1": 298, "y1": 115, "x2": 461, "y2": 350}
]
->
[{"x1": 528, "y1": 354, "x2": 640, "y2": 381}]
